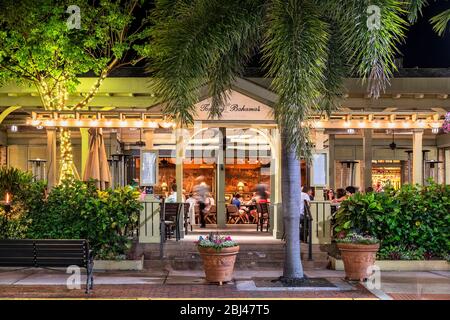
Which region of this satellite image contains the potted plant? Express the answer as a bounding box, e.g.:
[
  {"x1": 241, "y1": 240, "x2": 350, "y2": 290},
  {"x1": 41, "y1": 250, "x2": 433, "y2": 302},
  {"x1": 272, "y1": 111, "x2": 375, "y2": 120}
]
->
[
  {"x1": 197, "y1": 233, "x2": 239, "y2": 285},
  {"x1": 336, "y1": 232, "x2": 380, "y2": 281}
]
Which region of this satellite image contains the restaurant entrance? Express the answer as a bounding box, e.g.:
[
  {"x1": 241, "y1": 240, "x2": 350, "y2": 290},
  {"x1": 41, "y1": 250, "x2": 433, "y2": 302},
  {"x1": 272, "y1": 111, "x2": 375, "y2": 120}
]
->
[{"x1": 184, "y1": 126, "x2": 276, "y2": 228}]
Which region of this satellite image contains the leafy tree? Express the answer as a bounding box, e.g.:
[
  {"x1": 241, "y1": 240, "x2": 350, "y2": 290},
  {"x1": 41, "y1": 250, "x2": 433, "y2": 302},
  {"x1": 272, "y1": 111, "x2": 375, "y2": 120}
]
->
[
  {"x1": 0, "y1": 0, "x2": 151, "y2": 182},
  {"x1": 148, "y1": 0, "x2": 425, "y2": 281}
]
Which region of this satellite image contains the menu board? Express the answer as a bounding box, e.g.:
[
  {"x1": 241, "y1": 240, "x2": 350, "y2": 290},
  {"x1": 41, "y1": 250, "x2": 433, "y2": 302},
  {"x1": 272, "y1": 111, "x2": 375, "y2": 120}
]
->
[
  {"x1": 140, "y1": 150, "x2": 158, "y2": 186},
  {"x1": 311, "y1": 152, "x2": 327, "y2": 187}
]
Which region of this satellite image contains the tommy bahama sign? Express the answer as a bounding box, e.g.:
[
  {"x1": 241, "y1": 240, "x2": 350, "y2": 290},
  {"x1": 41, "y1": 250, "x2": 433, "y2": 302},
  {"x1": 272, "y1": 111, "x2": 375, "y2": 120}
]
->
[{"x1": 194, "y1": 90, "x2": 274, "y2": 121}]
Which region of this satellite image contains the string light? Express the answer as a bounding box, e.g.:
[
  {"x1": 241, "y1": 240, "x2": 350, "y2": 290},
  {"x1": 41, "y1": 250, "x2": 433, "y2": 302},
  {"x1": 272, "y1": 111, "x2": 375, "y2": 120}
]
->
[{"x1": 58, "y1": 128, "x2": 78, "y2": 183}]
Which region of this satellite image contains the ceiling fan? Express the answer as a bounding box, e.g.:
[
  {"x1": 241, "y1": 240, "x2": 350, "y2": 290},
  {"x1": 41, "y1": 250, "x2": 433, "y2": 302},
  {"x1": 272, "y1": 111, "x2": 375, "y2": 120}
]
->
[
  {"x1": 129, "y1": 128, "x2": 145, "y2": 147},
  {"x1": 382, "y1": 130, "x2": 410, "y2": 150}
]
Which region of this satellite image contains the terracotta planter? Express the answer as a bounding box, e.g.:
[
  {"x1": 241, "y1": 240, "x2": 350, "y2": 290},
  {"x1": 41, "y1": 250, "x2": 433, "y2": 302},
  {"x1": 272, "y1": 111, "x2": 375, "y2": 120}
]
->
[
  {"x1": 198, "y1": 246, "x2": 240, "y2": 285},
  {"x1": 337, "y1": 243, "x2": 380, "y2": 281}
]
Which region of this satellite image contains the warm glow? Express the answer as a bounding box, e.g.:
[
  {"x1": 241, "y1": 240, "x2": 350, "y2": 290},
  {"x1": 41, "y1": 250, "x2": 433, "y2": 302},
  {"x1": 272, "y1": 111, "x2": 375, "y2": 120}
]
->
[
  {"x1": 373, "y1": 121, "x2": 381, "y2": 128},
  {"x1": 5, "y1": 193, "x2": 10, "y2": 204},
  {"x1": 60, "y1": 120, "x2": 68, "y2": 127},
  {"x1": 388, "y1": 122, "x2": 395, "y2": 128},
  {"x1": 120, "y1": 120, "x2": 127, "y2": 127}
]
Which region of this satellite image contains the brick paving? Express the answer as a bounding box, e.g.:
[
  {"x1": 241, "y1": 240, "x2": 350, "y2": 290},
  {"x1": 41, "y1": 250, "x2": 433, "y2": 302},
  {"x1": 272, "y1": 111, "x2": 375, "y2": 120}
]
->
[
  {"x1": 388, "y1": 293, "x2": 450, "y2": 300},
  {"x1": 0, "y1": 283, "x2": 376, "y2": 299}
]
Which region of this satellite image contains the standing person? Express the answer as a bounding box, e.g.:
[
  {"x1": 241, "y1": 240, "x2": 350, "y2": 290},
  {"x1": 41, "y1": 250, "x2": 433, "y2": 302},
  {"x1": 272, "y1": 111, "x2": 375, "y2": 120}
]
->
[
  {"x1": 193, "y1": 176, "x2": 209, "y2": 228},
  {"x1": 300, "y1": 186, "x2": 312, "y2": 219},
  {"x1": 333, "y1": 188, "x2": 347, "y2": 203},
  {"x1": 306, "y1": 187, "x2": 314, "y2": 201},
  {"x1": 327, "y1": 189, "x2": 335, "y2": 201},
  {"x1": 185, "y1": 193, "x2": 197, "y2": 227},
  {"x1": 255, "y1": 184, "x2": 270, "y2": 203}
]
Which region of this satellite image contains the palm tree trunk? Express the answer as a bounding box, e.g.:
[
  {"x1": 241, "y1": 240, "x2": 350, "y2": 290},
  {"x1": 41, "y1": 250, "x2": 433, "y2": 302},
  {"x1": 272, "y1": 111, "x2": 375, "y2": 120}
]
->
[{"x1": 281, "y1": 128, "x2": 304, "y2": 280}]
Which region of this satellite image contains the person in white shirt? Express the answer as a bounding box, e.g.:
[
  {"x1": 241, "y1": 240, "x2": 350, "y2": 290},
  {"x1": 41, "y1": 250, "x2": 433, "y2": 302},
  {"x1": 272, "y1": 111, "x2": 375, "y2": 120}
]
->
[
  {"x1": 185, "y1": 193, "x2": 197, "y2": 226},
  {"x1": 300, "y1": 186, "x2": 312, "y2": 217},
  {"x1": 166, "y1": 183, "x2": 185, "y2": 203}
]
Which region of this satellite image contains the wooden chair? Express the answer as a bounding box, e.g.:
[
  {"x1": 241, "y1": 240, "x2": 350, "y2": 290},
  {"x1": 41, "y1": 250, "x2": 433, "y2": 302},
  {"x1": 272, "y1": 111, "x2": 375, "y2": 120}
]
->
[
  {"x1": 205, "y1": 205, "x2": 217, "y2": 224},
  {"x1": 256, "y1": 202, "x2": 270, "y2": 232},
  {"x1": 194, "y1": 204, "x2": 200, "y2": 225},
  {"x1": 183, "y1": 203, "x2": 191, "y2": 234},
  {"x1": 226, "y1": 204, "x2": 245, "y2": 224},
  {"x1": 161, "y1": 202, "x2": 182, "y2": 240}
]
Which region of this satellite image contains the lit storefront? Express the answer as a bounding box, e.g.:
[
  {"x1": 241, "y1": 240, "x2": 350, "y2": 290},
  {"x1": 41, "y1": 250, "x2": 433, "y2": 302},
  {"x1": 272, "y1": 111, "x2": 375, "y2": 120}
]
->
[{"x1": 1, "y1": 72, "x2": 449, "y2": 239}]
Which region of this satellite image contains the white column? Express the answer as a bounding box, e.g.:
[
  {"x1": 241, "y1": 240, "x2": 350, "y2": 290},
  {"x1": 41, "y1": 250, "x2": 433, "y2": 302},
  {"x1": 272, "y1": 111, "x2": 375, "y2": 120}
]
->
[
  {"x1": 413, "y1": 129, "x2": 424, "y2": 185},
  {"x1": 362, "y1": 129, "x2": 373, "y2": 191},
  {"x1": 46, "y1": 129, "x2": 57, "y2": 189},
  {"x1": 175, "y1": 128, "x2": 185, "y2": 237},
  {"x1": 144, "y1": 129, "x2": 154, "y2": 149},
  {"x1": 216, "y1": 127, "x2": 226, "y2": 227},
  {"x1": 445, "y1": 149, "x2": 450, "y2": 185},
  {"x1": 314, "y1": 129, "x2": 328, "y2": 200}
]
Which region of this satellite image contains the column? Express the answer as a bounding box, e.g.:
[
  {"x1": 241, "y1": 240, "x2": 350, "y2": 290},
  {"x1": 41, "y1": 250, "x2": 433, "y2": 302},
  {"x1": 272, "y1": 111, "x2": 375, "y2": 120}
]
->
[
  {"x1": 328, "y1": 134, "x2": 335, "y2": 190},
  {"x1": 216, "y1": 127, "x2": 226, "y2": 228},
  {"x1": 80, "y1": 128, "x2": 89, "y2": 178},
  {"x1": 314, "y1": 129, "x2": 327, "y2": 200},
  {"x1": 361, "y1": 129, "x2": 373, "y2": 191},
  {"x1": 413, "y1": 129, "x2": 424, "y2": 185},
  {"x1": 445, "y1": 149, "x2": 450, "y2": 185},
  {"x1": 144, "y1": 129, "x2": 154, "y2": 149},
  {"x1": 46, "y1": 129, "x2": 57, "y2": 189},
  {"x1": 270, "y1": 128, "x2": 283, "y2": 239},
  {"x1": 175, "y1": 128, "x2": 185, "y2": 237}
]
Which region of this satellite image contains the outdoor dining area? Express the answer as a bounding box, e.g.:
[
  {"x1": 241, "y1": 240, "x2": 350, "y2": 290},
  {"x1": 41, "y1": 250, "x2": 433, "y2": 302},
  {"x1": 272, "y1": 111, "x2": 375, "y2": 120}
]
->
[{"x1": 160, "y1": 200, "x2": 271, "y2": 241}]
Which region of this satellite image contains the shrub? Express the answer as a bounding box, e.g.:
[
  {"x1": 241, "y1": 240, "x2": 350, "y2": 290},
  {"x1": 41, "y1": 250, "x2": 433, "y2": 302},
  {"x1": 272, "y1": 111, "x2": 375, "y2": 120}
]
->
[
  {"x1": 334, "y1": 182, "x2": 450, "y2": 260},
  {"x1": 27, "y1": 180, "x2": 142, "y2": 259},
  {"x1": 0, "y1": 168, "x2": 142, "y2": 260}
]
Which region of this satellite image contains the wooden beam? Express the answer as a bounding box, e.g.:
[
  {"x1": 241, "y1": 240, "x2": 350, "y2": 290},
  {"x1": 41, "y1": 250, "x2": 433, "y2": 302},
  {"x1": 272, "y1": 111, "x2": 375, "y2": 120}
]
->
[{"x1": 0, "y1": 106, "x2": 21, "y2": 124}]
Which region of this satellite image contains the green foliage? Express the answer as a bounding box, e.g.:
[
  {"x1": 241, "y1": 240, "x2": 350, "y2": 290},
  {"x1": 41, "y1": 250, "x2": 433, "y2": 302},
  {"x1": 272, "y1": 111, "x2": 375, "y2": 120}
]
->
[
  {"x1": 27, "y1": 180, "x2": 142, "y2": 259},
  {"x1": 0, "y1": 0, "x2": 151, "y2": 110},
  {"x1": 0, "y1": 168, "x2": 142, "y2": 259},
  {"x1": 334, "y1": 182, "x2": 450, "y2": 260},
  {"x1": 0, "y1": 166, "x2": 34, "y2": 198},
  {"x1": 150, "y1": 0, "x2": 415, "y2": 158}
]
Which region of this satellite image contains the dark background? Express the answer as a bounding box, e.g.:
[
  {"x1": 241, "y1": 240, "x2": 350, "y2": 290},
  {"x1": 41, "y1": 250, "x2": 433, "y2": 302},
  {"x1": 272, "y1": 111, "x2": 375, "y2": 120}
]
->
[{"x1": 400, "y1": 0, "x2": 450, "y2": 68}]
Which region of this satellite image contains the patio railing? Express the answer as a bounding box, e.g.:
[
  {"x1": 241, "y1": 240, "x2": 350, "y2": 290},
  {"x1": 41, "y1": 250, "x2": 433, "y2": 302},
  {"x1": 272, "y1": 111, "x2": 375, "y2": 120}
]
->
[
  {"x1": 309, "y1": 200, "x2": 332, "y2": 244},
  {"x1": 138, "y1": 196, "x2": 161, "y2": 244}
]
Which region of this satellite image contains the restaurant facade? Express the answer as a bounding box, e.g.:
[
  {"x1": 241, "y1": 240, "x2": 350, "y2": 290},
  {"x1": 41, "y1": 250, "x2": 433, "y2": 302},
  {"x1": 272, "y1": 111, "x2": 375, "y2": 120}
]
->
[{"x1": 0, "y1": 69, "x2": 449, "y2": 241}]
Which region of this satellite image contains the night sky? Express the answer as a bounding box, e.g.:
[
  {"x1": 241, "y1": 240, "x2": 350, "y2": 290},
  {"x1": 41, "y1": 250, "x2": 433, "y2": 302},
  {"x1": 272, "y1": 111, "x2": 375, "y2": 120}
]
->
[{"x1": 400, "y1": 0, "x2": 450, "y2": 68}]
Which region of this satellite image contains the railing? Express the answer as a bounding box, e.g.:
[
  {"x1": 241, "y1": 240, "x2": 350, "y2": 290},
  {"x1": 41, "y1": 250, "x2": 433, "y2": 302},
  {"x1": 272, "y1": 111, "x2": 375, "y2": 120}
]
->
[
  {"x1": 303, "y1": 201, "x2": 313, "y2": 261},
  {"x1": 138, "y1": 196, "x2": 161, "y2": 244},
  {"x1": 309, "y1": 200, "x2": 332, "y2": 244}
]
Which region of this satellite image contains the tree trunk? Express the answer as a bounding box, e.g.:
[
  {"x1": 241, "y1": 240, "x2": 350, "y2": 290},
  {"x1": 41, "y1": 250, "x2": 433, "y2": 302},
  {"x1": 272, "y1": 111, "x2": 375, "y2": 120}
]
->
[
  {"x1": 281, "y1": 128, "x2": 304, "y2": 280},
  {"x1": 58, "y1": 128, "x2": 79, "y2": 183}
]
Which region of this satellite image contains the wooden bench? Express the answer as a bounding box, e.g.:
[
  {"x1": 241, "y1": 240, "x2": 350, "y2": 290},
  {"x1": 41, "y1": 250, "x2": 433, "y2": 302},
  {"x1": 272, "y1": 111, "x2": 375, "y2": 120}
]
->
[{"x1": 0, "y1": 239, "x2": 94, "y2": 293}]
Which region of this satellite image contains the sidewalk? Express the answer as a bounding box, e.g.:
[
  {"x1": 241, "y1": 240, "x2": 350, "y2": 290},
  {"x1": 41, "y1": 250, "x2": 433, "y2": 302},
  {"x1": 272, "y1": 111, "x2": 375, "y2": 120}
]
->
[{"x1": 0, "y1": 269, "x2": 448, "y2": 299}]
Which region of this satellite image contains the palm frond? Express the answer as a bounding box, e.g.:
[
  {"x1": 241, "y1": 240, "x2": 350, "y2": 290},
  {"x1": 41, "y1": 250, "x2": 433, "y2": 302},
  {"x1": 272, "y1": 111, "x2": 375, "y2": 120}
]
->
[
  {"x1": 262, "y1": 0, "x2": 329, "y2": 158},
  {"x1": 339, "y1": 0, "x2": 407, "y2": 98},
  {"x1": 406, "y1": 0, "x2": 428, "y2": 23},
  {"x1": 149, "y1": 0, "x2": 264, "y2": 124},
  {"x1": 431, "y1": 8, "x2": 450, "y2": 36}
]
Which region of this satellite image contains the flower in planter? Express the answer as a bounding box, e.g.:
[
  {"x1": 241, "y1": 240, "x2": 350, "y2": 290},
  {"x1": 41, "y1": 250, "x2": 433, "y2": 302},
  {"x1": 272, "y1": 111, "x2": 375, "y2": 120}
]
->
[
  {"x1": 335, "y1": 232, "x2": 379, "y2": 245},
  {"x1": 196, "y1": 232, "x2": 238, "y2": 250}
]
